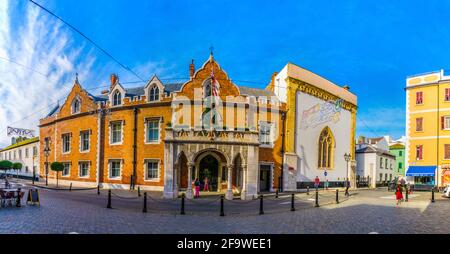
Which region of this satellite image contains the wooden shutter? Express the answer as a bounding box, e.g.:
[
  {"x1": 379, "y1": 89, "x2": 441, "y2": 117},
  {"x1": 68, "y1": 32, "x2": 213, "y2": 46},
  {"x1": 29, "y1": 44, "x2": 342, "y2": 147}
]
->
[
  {"x1": 445, "y1": 144, "x2": 450, "y2": 159},
  {"x1": 419, "y1": 145, "x2": 423, "y2": 160},
  {"x1": 442, "y1": 116, "x2": 445, "y2": 130}
]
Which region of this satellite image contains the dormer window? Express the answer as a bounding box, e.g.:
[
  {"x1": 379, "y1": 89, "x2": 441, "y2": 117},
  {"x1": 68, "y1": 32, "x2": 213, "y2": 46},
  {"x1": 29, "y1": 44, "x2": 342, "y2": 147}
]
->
[
  {"x1": 71, "y1": 98, "x2": 80, "y2": 114},
  {"x1": 149, "y1": 85, "x2": 160, "y2": 101},
  {"x1": 112, "y1": 90, "x2": 122, "y2": 106}
]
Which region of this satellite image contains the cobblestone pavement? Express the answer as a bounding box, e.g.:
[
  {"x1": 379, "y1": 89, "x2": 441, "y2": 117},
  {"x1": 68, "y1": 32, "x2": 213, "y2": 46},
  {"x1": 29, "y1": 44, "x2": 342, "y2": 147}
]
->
[{"x1": 1, "y1": 180, "x2": 449, "y2": 234}]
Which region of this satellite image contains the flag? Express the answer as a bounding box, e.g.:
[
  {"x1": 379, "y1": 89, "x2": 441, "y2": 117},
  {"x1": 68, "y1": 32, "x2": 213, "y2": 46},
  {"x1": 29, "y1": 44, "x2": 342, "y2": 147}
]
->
[{"x1": 211, "y1": 67, "x2": 218, "y2": 98}]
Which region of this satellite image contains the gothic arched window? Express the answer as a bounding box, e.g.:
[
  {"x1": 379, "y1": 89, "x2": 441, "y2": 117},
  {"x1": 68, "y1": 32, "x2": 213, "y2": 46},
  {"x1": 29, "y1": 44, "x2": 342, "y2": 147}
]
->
[
  {"x1": 112, "y1": 90, "x2": 122, "y2": 106},
  {"x1": 204, "y1": 81, "x2": 211, "y2": 98},
  {"x1": 149, "y1": 85, "x2": 159, "y2": 101},
  {"x1": 71, "y1": 98, "x2": 80, "y2": 114},
  {"x1": 318, "y1": 127, "x2": 334, "y2": 169}
]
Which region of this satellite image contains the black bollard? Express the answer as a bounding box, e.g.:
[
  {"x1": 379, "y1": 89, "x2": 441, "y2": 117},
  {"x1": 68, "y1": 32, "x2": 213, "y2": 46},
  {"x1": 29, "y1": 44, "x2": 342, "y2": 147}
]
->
[
  {"x1": 181, "y1": 193, "x2": 185, "y2": 215},
  {"x1": 130, "y1": 175, "x2": 133, "y2": 190},
  {"x1": 275, "y1": 189, "x2": 279, "y2": 198},
  {"x1": 405, "y1": 186, "x2": 409, "y2": 202},
  {"x1": 259, "y1": 195, "x2": 264, "y2": 215},
  {"x1": 97, "y1": 185, "x2": 100, "y2": 195},
  {"x1": 315, "y1": 189, "x2": 319, "y2": 207},
  {"x1": 138, "y1": 186, "x2": 141, "y2": 197},
  {"x1": 16, "y1": 188, "x2": 22, "y2": 207},
  {"x1": 220, "y1": 195, "x2": 225, "y2": 216},
  {"x1": 336, "y1": 189, "x2": 339, "y2": 204},
  {"x1": 307, "y1": 186, "x2": 310, "y2": 195},
  {"x1": 143, "y1": 192, "x2": 147, "y2": 213},
  {"x1": 290, "y1": 193, "x2": 295, "y2": 211},
  {"x1": 431, "y1": 188, "x2": 435, "y2": 203},
  {"x1": 107, "y1": 190, "x2": 112, "y2": 209},
  {"x1": 69, "y1": 183, "x2": 72, "y2": 191}
]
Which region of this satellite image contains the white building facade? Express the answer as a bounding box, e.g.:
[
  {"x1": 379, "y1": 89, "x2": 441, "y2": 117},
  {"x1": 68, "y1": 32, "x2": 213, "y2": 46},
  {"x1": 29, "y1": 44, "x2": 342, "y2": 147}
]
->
[
  {"x1": 270, "y1": 63, "x2": 358, "y2": 190},
  {"x1": 0, "y1": 137, "x2": 40, "y2": 179},
  {"x1": 355, "y1": 137, "x2": 396, "y2": 187}
]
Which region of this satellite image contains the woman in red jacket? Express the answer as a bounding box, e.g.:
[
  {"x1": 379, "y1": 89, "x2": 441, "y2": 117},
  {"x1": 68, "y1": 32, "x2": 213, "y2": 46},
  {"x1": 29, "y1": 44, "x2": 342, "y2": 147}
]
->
[{"x1": 395, "y1": 184, "x2": 403, "y2": 205}]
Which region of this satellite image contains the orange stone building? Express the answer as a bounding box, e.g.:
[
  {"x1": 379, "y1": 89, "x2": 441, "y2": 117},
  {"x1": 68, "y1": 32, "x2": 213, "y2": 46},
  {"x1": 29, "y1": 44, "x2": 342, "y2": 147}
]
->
[{"x1": 39, "y1": 55, "x2": 285, "y2": 200}]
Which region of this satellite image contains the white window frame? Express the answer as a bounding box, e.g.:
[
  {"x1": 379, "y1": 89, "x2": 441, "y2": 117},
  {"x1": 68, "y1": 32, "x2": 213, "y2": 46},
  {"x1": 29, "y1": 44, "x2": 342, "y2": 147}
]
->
[
  {"x1": 144, "y1": 117, "x2": 161, "y2": 144},
  {"x1": 109, "y1": 121, "x2": 124, "y2": 145},
  {"x1": 62, "y1": 162, "x2": 71, "y2": 177},
  {"x1": 62, "y1": 133, "x2": 71, "y2": 154},
  {"x1": 78, "y1": 161, "x2": 90, "y2": 178},
  {"x1": 149, "y1": 85, "x2": 160, "y2": 102},
  {"x1": 259, "y1": 121, "x2": 274, "y2": 148},
  {"x1": 72, "y1": 97, "x2": 81, "y2": 114},
  {"x1": 444, "y1": 116, "x2": 450, "y2": 130},
  {"x1": 79, "y1": 130, "x2": 91, "y2": 153},
  {"x1": 143, "y1": 159, "x2": 160, "y2": 182},
  {"x1": 112, "y1": 90, "x2": 122, "y2": 106},
  {"x1": 108, "y1": 159, "x2": 122, "y2": 180}
]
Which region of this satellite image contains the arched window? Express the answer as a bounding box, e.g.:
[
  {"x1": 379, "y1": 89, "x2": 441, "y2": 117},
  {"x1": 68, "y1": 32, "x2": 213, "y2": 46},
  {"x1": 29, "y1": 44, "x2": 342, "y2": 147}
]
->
[
  {"x1": 318, "y1": 127, "x2": 334, "y2": 169},
  {"x1": 72, "y1": 98, "x2": 80, "y2": 114},
  {"x1": 112, "y1": 90, "x2": 122, "y2": 106},
  {"x1": 149, "y1": 86, "x2": 159, "y2": 101},
  {"x1": 204, "y1": 81, "x2": 211, "y2": 98}
]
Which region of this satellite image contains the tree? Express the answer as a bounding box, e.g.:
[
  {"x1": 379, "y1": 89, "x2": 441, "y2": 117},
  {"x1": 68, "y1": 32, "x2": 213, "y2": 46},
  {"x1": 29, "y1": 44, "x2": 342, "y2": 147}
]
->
[
  {"x1": 50, "y1": 162, "x2": 64, "y2": 188},
  {"x1": 0, "y1": 160, "x2": 13, "y2": 174},
  {"x1": 12, "y1": 162, "x2": 23, "y2": 179},
  {"x1": 0, "y1": 160, "x2": 12, "y2": 169}
]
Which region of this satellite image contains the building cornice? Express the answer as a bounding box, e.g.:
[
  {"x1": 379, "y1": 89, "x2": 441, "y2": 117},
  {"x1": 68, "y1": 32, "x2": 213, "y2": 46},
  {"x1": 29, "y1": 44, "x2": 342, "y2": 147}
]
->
[{"x1": 287, "y1": 77, "x2": 357, "y2": 112}]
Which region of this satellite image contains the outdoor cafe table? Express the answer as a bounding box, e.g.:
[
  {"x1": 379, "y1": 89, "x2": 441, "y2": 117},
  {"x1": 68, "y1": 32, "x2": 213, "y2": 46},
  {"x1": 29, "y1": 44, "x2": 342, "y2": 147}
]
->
[{"x1": 1, "y1": 188, "x2": 22, "y2": 207}]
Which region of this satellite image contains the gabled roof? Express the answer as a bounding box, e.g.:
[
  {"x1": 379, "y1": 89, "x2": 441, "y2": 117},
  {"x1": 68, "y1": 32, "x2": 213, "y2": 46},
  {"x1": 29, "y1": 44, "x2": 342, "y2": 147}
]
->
[
  {"x1": 356, "y1": 145, "x2": 395, "y2": 158},
  {"x1": 239, "y1": 86, "x2": 276, "y2": 98},
  {"x1": 46, "y1": 104, "x2": 62, "y2": 117},
  {"x1": 1, "y1": 137, "x2": 39, "y2": 152},
  {"x1": 389, "y1": 143, "x2": 405, "y2": 149}
]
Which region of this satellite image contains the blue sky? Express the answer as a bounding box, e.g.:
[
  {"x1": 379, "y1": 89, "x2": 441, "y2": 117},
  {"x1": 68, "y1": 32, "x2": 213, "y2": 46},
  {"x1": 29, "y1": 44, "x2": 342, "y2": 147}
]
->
[{"x1": 1, "y1": 0, "x2": 450, "y2": 146}]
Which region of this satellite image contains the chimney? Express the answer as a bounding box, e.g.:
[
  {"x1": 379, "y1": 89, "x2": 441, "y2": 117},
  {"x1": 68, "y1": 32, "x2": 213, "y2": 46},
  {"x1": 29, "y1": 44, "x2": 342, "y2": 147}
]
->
[
  {"x1": 101, "y1": 89, "x2": 109, "y2": 95},
  {"x1": 189, "y1": 59, "x2": 195, "y2": 78},
  {"x1": 343, "y1": 85, "x2": 350, "y2": 90},
  {"x1": 110, "y1": 74, "x2": 118, "y2": 90},
  {"x1": 358, "y1": 136, "x2": 366, "y2": 144}
]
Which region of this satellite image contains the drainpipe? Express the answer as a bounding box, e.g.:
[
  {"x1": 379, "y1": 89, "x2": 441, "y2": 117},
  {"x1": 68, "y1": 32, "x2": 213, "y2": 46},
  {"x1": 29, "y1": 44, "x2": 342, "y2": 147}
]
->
[
  {"x1": 437, "y1": 81, "x2": 440, "y2": 189},
  {"x1": 132, "y1": 107, "x2": 138, "y2": 190},
  {"x1": 280, "y1": 111, "x2": 287, "y2": 192}
]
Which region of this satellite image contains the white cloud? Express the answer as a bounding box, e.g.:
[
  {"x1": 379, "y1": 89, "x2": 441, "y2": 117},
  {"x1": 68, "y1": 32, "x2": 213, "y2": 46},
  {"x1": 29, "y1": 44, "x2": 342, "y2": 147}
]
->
[
  {"x1": 0, "y1": 1, "x2": 174, "y2": 148},
  {"x1": 0, "y1": 1, "x2": 95, "y2": 147}
]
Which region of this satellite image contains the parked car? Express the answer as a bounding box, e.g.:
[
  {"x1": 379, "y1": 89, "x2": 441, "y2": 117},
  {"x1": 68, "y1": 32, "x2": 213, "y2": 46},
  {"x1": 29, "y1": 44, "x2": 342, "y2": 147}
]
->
[{"x1": 443, "y1": 184, "x2": 450, "y2": 198}]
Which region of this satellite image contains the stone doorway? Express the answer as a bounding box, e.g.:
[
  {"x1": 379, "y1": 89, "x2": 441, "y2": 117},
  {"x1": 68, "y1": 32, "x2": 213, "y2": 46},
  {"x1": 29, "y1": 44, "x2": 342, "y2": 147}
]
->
[{"x1": 198, "y1": 154, "x2": 219, "y2": 191}]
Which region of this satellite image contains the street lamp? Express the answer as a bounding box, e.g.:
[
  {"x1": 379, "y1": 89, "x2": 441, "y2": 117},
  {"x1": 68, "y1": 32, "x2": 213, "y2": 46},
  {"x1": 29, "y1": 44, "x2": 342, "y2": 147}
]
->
[
  {"x1": 44, "y1": 146, "x2": 51, "y2": 186},
  {"x1": 32, "y1": 154, "x2": 36, "y2": 185},
  {"x1": 344, "y1": 153, "x2": 351, "y2": 188}
]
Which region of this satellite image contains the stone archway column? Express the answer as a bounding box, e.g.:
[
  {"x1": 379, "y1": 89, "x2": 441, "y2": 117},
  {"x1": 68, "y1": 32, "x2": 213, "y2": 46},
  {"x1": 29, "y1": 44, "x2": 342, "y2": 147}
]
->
[
  {"x1": 186, "y1": 162, "x2": 194, "y2": 199},
  {"x1": 173, "y1": 163, "x2": 179, "y2": 198},
  {"x1": 226, "y1": 164, "x2": 234, "y2": 200},
  {"x1": 240, "y1": 164, "x2": 247, "y2": 200}
]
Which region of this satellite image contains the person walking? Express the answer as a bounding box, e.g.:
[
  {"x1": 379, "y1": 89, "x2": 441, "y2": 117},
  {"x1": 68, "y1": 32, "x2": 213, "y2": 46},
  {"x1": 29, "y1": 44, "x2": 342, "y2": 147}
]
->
[
  {"x1": 203, "y1": 176, "x2": 209, "y2": 192},
  {"x1": 345, "y1": 179, "x2": 350, "y2": 197},
  {"x1": 314, "y1": 176, "x2": 320, "y2": 190},
  {"x1": 194, "y1": 178, "x2": 201, "y2": 198},
  {"x1": 395, "y1": 183, "x2": 403, "y2": 205}
]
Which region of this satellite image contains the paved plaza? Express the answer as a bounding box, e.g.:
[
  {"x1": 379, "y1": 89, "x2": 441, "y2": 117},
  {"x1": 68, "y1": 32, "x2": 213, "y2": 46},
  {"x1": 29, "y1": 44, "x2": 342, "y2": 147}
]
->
[{"x1": 1, "y1": 180, "x2": 449, "y2": 234}]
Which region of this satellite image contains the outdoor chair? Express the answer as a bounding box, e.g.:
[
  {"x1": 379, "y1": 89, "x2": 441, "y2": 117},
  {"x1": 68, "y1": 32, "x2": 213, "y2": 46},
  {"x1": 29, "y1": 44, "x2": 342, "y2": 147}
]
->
[
  {"x1": 5, "y1": 192, "x2": 14, "y2": 207},
  {"x1": 0, "y1": 191, "x2": 6, "y2": 207}
]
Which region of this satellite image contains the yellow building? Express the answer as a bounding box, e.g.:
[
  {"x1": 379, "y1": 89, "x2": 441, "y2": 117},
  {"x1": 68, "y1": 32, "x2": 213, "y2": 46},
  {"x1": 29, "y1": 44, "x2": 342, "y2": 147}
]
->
[{"x1": 406, "y1": 70, "x2": 450, "y2": 188}]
